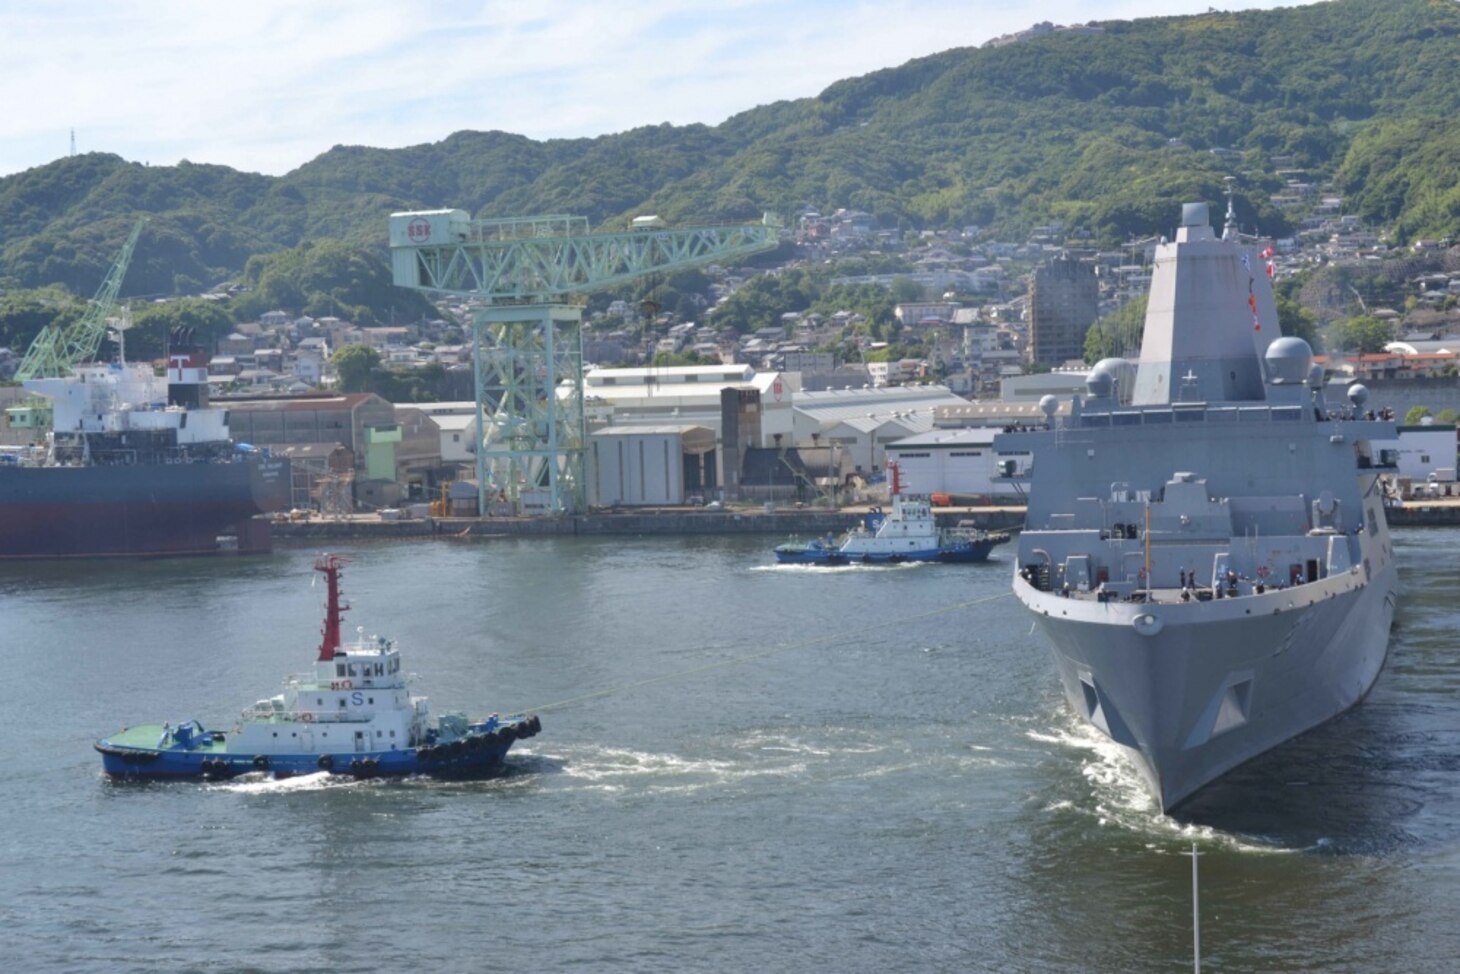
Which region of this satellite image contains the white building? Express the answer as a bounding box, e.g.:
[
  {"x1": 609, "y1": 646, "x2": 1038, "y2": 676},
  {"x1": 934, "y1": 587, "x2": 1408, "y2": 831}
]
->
[
  {"x1": 885, "y1": 427, "x2": 1030, "y2": 500},
  {"x1": 590, "y1": 425, "x2": 717, "y2": 506},
  {"x1": 791, "y1": 384, "x2": 970, "y2": 474},
  {"x1": 394, "y1": 402, "x2": 478, "y2": 463},
  {"x1": 1374, "y1": 422, "x2": 1457, "y2": 485}
]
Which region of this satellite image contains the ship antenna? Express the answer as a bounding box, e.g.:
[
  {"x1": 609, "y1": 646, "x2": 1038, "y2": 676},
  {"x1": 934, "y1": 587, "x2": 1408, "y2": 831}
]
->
[
  {"x1": 1222, "y1": 177, "x2": 1239, "y2": 242},
  {"x1": 889, "y1": 460, "x2": 902, "y2": 498},
  {"x1": 315, "y1": 553, "x2": 350, "y2": 661}
]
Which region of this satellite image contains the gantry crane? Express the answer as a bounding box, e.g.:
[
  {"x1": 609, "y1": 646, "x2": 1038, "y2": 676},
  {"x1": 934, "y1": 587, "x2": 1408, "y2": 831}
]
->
[
  {"x1": 389, "y1": 210, "x2": 777, "y2": 515},
  {"x1": 7, "y1": 218, "x2": 147, "y2": 431}
]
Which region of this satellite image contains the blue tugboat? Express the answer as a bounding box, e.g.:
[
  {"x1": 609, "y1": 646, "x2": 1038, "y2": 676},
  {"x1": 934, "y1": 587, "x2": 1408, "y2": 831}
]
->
[
  {"x1": 95, "y1": 554, "x2": 540, "y2": 780},
  {"x1": 774, "y1": 463, "x2": 1010, "y2": 565}
]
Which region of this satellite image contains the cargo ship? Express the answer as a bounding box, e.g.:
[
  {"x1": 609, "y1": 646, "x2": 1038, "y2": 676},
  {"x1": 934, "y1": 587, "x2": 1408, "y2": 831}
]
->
[{"x1": 0, "y1": 329, "x2": 289, "y2": 558}]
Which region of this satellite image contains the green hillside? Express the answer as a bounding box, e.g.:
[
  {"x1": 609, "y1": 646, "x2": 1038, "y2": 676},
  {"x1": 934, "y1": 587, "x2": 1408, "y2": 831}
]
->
[{"x1": 2, "y1": 0, "x2": 1457, "y2": 304}]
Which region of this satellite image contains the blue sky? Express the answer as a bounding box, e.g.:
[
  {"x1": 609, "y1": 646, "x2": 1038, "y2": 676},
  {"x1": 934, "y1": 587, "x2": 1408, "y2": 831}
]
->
[{"x1": 0, "y1": 0, "x2": 1309, "y2": 178}]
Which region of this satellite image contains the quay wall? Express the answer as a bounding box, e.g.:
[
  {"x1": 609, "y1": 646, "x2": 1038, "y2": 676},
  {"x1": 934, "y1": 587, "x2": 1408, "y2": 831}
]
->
[
  {"x1": 270, "y1": 507, "x2": 1027, "y2": 541},
  {"x1": 266, "y1": 501, "x2": 1460, "y2": 541}
]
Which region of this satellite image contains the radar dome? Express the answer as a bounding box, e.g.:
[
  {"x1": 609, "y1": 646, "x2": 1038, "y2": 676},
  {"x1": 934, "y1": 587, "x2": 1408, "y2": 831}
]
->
[
  {"x1": 1085, "y1": 358, "x2": 1124, "y2": 399},
  {"x1": 1264, "y1": 336, "x2": 1313, "y2": 384},
  {"x1": 1347, "y1": 383, "x2": 1369, "y2": 409},
  {"x1": 1039, "y1": 395, "x2": 1059, "y2": 420}
]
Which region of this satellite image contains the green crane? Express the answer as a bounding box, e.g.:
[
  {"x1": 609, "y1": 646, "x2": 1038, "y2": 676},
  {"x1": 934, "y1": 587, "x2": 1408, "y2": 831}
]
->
[
  {"x1": 7, "y1": 218, "x2": 146, "y2": 433},
  {"x1": 15, "y1": 217, "x2": 147, "y2": 382},
  {"x1": 389, "y1": 210, "x2": 778, "y2": 516}
]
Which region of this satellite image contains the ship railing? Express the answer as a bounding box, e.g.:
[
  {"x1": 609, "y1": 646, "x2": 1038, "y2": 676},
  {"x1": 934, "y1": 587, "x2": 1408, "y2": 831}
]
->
[
  {"x1": 240, "y1": 704, "x2": 357, "y2": 723},
  {"x1": 1077, "y1": 403, "x2": 1306, "y2": 428}
]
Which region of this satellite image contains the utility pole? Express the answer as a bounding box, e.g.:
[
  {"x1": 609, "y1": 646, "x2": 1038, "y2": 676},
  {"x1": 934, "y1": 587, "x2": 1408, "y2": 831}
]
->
[{"x1": 1183, "y1": 842, "x2": 1202, "y2": 974}]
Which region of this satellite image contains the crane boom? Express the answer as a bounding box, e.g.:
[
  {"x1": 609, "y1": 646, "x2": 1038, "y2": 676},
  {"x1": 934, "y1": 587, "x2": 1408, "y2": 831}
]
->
[
  {"x1": 17, "y1": 217, "x2": 146, "y2": 380},
  {"x1": 389, "y1": 211, "x2": 777, "y2": 300}
]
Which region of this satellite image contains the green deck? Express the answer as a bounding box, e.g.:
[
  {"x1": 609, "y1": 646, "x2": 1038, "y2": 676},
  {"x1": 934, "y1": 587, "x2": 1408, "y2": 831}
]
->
[{"x1": 101, "y1": 724, "x2": 228, "y2": 752}]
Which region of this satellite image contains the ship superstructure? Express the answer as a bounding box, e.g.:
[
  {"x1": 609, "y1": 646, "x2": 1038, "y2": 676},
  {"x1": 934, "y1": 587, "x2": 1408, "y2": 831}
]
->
[{"x1": 996, "y1": 200, "x2": 1399, "y2": 810}]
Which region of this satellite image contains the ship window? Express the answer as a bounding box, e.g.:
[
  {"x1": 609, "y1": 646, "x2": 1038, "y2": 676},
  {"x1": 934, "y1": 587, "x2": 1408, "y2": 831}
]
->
[
  {"x1": 348, "y1": 664, "x2": 359, "y2": 677},
  {"x1": 316, "y1": 698, "x2": 323, "y2": 705},
  {"x1": 368, "y1": 697, "x2": 375, "y2": 704},
  {"x1": 390, "y1": 731, "x2": 396, "y2": 738},
  {"x1": 338, "y1": 698, "x2": 347, "y2": 708},
  {"x1": 336, "y1": 664, "x2": 346, "y2": 677},
  {"x1": 272, "y1": 732, "x2": 278, "y2": 738},
  {"x1": 375, "y1": 663, "x2": 383, "y2": 676}
]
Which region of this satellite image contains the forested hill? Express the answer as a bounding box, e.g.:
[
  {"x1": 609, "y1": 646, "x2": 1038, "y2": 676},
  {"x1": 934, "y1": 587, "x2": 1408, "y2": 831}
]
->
[{"x1": 3, "y1": 0, "x2": 1459, "y2": 300}]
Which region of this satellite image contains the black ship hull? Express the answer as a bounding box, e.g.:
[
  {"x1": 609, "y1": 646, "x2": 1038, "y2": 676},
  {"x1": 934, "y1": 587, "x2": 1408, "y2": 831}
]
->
[{"x1": 0, "y1": 456, "x2": 290, "y2": 558}]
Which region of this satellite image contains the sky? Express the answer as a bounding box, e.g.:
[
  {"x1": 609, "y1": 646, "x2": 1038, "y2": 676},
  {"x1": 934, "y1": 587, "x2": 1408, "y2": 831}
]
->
[{"x1": 0, "y1": 0, "x2": 1312, "y2": 179}]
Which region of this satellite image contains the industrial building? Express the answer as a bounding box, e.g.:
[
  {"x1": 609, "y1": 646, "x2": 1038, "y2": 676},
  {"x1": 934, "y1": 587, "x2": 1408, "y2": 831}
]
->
[{"x1": 885, "y1": 427, "x2": 1030, "y2": 500}]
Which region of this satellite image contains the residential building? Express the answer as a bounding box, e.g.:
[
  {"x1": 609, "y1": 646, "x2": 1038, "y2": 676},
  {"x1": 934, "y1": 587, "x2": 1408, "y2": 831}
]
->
[{"x1": 1028, "y1": 253, "x2": 1098, "y2": 366}]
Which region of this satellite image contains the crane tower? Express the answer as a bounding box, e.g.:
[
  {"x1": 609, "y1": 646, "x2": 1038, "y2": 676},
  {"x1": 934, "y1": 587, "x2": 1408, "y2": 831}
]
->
[
  {"x1": 7, "y1": 217, "x2": 146, "y2": 432},
  {"x1": 389, "y1": 210, "x2": 777, "y2": 515}
]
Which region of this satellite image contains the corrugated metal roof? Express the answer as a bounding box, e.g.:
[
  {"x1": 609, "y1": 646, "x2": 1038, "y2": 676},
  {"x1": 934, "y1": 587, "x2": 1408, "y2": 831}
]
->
[
  {"x1": 221, "y1": 393, "x2": 377, "y2": 412},
  {"x1": 593, "y1": 424, "x2": 715, "y2": 437},
  {"x1": 793, "y1": 384, "x2": 966, "y2": 425}
]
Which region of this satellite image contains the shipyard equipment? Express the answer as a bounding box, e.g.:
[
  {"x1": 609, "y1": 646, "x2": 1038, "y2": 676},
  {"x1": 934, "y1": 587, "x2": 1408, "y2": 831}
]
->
[
  {"x1": 389, "y1": 210, "x2": 777, "y2": 515},
  {"x1": 7, "y1": 218, "x2": 146, "y2": 431}
]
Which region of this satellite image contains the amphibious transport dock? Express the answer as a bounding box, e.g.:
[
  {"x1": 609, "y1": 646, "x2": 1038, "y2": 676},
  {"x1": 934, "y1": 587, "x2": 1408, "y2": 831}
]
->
[{"x1": 996, "y1": 199, "x2": 1399, "y2": 811}]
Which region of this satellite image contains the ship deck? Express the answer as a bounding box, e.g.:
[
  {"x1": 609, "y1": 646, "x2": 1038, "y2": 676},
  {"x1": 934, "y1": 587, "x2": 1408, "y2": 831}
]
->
[{"x1": 101, "y1": 724, "x2": 226, "y2": 751}]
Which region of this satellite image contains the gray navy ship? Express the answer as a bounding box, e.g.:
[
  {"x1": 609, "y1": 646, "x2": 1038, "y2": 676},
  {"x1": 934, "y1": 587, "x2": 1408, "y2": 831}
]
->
[{"x1": 996, "y1": 199, "x2": 1400, "y2": 811}]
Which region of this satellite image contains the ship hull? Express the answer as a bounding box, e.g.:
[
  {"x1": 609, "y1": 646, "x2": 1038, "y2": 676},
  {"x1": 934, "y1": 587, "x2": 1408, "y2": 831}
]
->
[
  {"x1": 1021, "y1": 561, "x2": 1398, "y2": 811},
  {"x1": 96, "y1": 717, "x2": 540, "y2": 780},
  {"x1": 0, "y1": 456, "x2": 289, "y2": 558},
  {"x1": 775, "y1": 535, "x2": 1008, "y2": 564}
]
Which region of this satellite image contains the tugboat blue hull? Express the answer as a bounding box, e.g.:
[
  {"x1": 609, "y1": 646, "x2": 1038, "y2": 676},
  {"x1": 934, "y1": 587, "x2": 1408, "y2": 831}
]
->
[{"x1": 96, "y1": 717, "x2": 541, "y2": 781}]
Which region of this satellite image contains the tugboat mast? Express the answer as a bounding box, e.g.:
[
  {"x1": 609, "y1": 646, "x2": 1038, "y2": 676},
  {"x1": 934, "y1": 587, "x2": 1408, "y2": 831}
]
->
[{"x1": 315, "y1": 554, "x2": 349, "y2": 661}]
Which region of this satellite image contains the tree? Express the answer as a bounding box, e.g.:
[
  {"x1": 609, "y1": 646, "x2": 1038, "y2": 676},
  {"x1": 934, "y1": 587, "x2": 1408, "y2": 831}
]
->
[
  {"x1": 1326, "y1": 315, "x2": 1392, "y2": 355},
  {"x1": 331, "y1": 343, "x2": 380, "y2": 392},
  {"x1": 1436, "y1": 408, "x2": 1458, "y2": 425},
  {"x1": 1084, "y1": 295, "x2": 1146, "y2": 364},
  {"x1": 650, "y1": 349, "x2": 718, "y2": 366},
  {"x1": 1404, "y1": 405, "x2": 1431, "y2": 425},
  {"x1": 126, "y1": 299, "x2": 236, "y2": 360},
  {"x1": 1275, "y1": 294, "x2": 1321, "y2": 350}
]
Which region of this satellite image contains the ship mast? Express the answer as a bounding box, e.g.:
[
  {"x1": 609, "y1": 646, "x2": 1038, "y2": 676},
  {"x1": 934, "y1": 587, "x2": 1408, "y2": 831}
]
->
[{"x1": 315, "y1": 554, "x2": 349, "y2": 661}]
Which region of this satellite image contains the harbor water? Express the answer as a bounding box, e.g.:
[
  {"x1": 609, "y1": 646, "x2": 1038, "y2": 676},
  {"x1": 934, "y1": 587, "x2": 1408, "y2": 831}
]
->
[{"x1": 2, "y1": 529, "x2": 1458, "y2": 972}]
